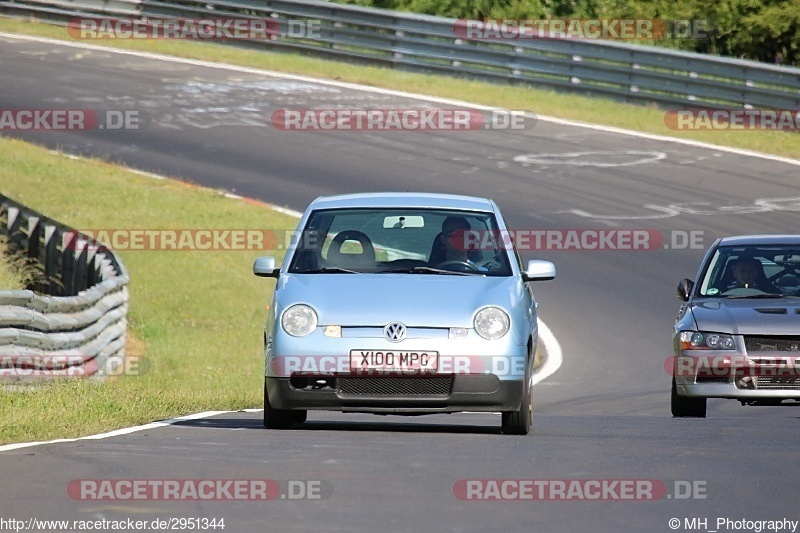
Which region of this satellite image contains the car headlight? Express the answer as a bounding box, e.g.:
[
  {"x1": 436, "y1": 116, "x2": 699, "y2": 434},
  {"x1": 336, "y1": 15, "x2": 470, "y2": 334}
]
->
[
  {"x1": 679, "y1": 331, "x2": 736, "y2": 350},
  {"x1": 474, "y1": 307, "x2": 510, "y2": 340},
  {"x1": 281, "y1": 304, "x2": 318, "y2": 337}
]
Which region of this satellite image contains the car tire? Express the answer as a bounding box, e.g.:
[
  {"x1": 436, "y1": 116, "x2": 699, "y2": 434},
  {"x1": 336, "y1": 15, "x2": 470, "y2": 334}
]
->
[
  {"x1": 502, "y1": 356, "x2": 532, "y2": 435},
  {"x1": 671, "y1": 377, "x2": 707, "y2": 418},
  {"x1": 264, "y1": 380, "x2": 295, "y2": 429}
]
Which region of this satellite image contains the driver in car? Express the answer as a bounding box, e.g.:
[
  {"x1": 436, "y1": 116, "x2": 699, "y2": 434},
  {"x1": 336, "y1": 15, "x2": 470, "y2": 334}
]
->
[
  {"x1": 727, "y1": 256, "x2": 778, "y2": 292},
  {"x1": 429, "y1": 217, "x2": 499, "y2": 273},
  {"x1": 439, "y1": 216, "x2": 474, "y2": 264}
]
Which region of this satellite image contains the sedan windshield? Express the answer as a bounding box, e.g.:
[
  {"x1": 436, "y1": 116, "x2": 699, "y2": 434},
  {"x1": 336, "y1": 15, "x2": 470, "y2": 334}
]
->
[
  {"x1": 287, "y1": 208, "x2": 513, "y2": 276},
  {"x1": 697, "y1": 244, "x2": 800, "y2": 298}
]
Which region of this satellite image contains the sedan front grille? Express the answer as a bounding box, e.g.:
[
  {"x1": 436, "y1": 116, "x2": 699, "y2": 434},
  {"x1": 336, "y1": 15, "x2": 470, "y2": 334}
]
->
[
  {"x1": 754, "y1": 377, "x2": 800, "y2": 390},
  {"x1": 696, "y1": 376, "x2": 729, "y2": 384},
  {"x1": 744, "y1": 336, "x2": 800, "y2": 353},
  {"x1": 338, "y1": 377, "x2": 452, "y2": 396}
]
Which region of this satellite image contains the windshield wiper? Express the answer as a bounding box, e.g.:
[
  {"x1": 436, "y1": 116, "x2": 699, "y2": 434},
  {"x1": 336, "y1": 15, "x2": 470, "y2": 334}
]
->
[
  {"x1": 376, "y1": 266, "x2": 473, "y2": 276},
  {"x1": 297, "y1": 267, "x2": 360, "y2": 274},
  {"x1": 409, "y1": 266, "x2": 476, "y2": 276},
  {"x1": 726, "y1": 293, "x2": 789, "y2": 299}
]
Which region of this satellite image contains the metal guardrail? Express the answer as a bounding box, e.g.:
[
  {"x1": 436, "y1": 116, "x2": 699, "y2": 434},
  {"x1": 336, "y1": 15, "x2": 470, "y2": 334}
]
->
[
  {"x1": 0, "y1": 194, "x2": 129, "y2": 382},
  {"x1": 2, "y1": 0, "x2": 800, "y2": 109}
]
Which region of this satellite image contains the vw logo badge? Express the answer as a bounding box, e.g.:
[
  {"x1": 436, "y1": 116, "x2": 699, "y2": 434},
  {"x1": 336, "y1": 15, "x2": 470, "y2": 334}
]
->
[{"x1": 384, "y1": 322, "x2": 406, "y2": 342}]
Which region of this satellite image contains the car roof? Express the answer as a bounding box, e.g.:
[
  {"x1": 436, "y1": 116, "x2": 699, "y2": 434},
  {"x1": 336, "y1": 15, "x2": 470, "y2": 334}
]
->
[
  {"x1": 717, "y1": 235, "x2": 800, "y2": 247},
  {"x1": 306, "y1": 192, "x2": 497, "y2": 212}
]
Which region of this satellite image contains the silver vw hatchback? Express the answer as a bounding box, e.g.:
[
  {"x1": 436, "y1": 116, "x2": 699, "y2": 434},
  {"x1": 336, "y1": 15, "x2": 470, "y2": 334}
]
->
[
  {"x1": 253, "y1": 192, "x2": 555, "y2": 434},
  {"x1": 672, "y1": 235, "x2": 800, "y2": 417}
]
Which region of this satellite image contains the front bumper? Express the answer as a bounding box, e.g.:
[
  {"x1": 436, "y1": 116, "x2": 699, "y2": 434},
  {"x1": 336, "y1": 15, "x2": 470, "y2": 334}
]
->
[
  {"x1": 265, "y1": 375, "x2": 525, "y2": 414},
  {"x1": 673, "y1": 354, "x2": 800, "y2": 400}
]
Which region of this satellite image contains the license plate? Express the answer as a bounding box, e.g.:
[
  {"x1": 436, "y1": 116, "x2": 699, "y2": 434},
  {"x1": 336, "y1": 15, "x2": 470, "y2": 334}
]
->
[{"x1": 350, "y1": 350, "x2": 439, "y2": 374}]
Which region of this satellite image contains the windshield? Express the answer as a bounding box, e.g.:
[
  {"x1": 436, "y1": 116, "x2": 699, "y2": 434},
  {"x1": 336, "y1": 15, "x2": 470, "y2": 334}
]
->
[
  {"x1": 697, "y1": 244, "x2": 800, "y2": 298},
  {"x1": 287, "y1": 208, "x2": 513, "y2": 276}
]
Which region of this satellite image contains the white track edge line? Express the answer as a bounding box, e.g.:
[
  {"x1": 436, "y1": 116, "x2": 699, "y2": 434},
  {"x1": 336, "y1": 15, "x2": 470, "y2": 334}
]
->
[
  {"x1": 0, "y1": 410, "x2": 231, "y2": 452},
  {"x1": 533, "y1": 319, "x2": 562, "y2": 386}
]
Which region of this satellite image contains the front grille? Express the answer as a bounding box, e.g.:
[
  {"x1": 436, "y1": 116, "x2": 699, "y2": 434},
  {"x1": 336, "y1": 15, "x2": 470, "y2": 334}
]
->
[
  {"x1": 696, "y1": 376, "x2": 729, "y2": 384},
  {"x1": 338, "y1": 377, "x2": 452, "y2": 396},
  {"x1": 744, "y1": 336, "x2": 800, "y2": 352},
  {"x1": 755, "y1": 377, "x2": 800, "y2": 390}
]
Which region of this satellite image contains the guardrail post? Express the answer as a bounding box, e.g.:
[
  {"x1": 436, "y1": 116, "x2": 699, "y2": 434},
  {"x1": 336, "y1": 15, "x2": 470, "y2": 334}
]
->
[
  {"x1": 6, "y1": 207, "x2": 21, "y2": 253},
  {"x1": 27, "y1": 216, "x2": 42, "y2": 261},
  {"x1": 61, "y1": 230, "x2": 76, "y2": 296},
  {"x1": 44, "y1": 224, "x2": 59, "y2": 294},
  {"x1": 74, "y1": 238, "x2": 88, "y2": 293},
  {"x1": 87, "y1": 248, "x2": 99, "y2": 288}
]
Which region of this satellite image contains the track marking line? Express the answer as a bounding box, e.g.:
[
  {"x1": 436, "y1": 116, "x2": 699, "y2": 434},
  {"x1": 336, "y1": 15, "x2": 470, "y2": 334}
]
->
[
  {"x1": 534, "y1": 319, "x2": 562, "y2": 386},
  {"x1": 0, "y1": 410, "x2": 231, "y2": 452}
]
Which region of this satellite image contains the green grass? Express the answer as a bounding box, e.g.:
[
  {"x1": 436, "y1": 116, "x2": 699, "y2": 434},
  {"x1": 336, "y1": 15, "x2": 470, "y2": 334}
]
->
[
  {"x1": 1, "y1": 16, "x2": 799, "y2": 159},
  {"x1": 0, "y1": 236, "x2": 31, "y2": 290},
  {"x1": 0, "y1": 137, "x2": 298, "y2": 444}
]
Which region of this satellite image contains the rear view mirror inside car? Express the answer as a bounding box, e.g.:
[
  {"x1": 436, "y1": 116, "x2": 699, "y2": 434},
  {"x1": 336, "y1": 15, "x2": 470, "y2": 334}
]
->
[{"x1": 383, "y1": 215, "x2": 425, "y2": 228}]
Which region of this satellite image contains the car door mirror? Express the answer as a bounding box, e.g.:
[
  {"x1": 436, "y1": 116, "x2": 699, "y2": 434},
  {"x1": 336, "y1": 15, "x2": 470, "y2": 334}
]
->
[
  {"x1": 677, "y1": 278, "x2": 694, "y2": 301},
  {"x1": 522, "y1": 260, "x2": 556, "y2": 282},
  {"x1": 254, "y1": 256, "x2": 280, "y2": 278}
]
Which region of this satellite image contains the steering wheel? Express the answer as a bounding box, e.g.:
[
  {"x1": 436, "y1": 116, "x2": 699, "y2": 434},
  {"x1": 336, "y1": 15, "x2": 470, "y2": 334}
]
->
[{"x1": 434, "y1": 260, "x2": 481, "y2": 272}]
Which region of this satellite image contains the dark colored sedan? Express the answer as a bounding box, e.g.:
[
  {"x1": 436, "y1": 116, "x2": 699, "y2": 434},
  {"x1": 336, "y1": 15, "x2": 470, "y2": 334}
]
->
[{"x1": 672, "y1": 235, "x2": 800, "y2": 417}]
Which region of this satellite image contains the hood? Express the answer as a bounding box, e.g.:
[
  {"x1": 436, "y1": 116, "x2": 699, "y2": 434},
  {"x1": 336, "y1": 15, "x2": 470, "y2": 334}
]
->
[
  {"x1": 689, "y1": 299, "x2": 800, "y2": 335},
  {"x1": 275, "y1": 273, "x2": 523, "y2": 327}
]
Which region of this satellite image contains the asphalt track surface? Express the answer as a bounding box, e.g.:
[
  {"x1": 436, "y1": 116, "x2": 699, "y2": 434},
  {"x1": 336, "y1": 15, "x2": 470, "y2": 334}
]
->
[{"x1": 2, "y1": 33, "x2": 800, "y2": 533}]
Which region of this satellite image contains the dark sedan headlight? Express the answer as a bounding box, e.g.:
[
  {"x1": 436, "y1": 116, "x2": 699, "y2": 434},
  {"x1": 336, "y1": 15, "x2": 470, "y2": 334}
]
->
[
  {"x1": 281, "y1": 304, "x2": 318, "y2": 337},
  {"x1": 679, "y1": 331, "x2": 736, "y2": 350},
  {"x1": 474, "y1": 307, "x2": 510, "y2": 340}
]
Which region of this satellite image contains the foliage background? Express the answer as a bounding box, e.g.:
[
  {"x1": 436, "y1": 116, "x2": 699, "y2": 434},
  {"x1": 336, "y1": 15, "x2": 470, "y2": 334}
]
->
[{"x1": 333, "y1": 0, "x2": 800, "y2": 65}]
